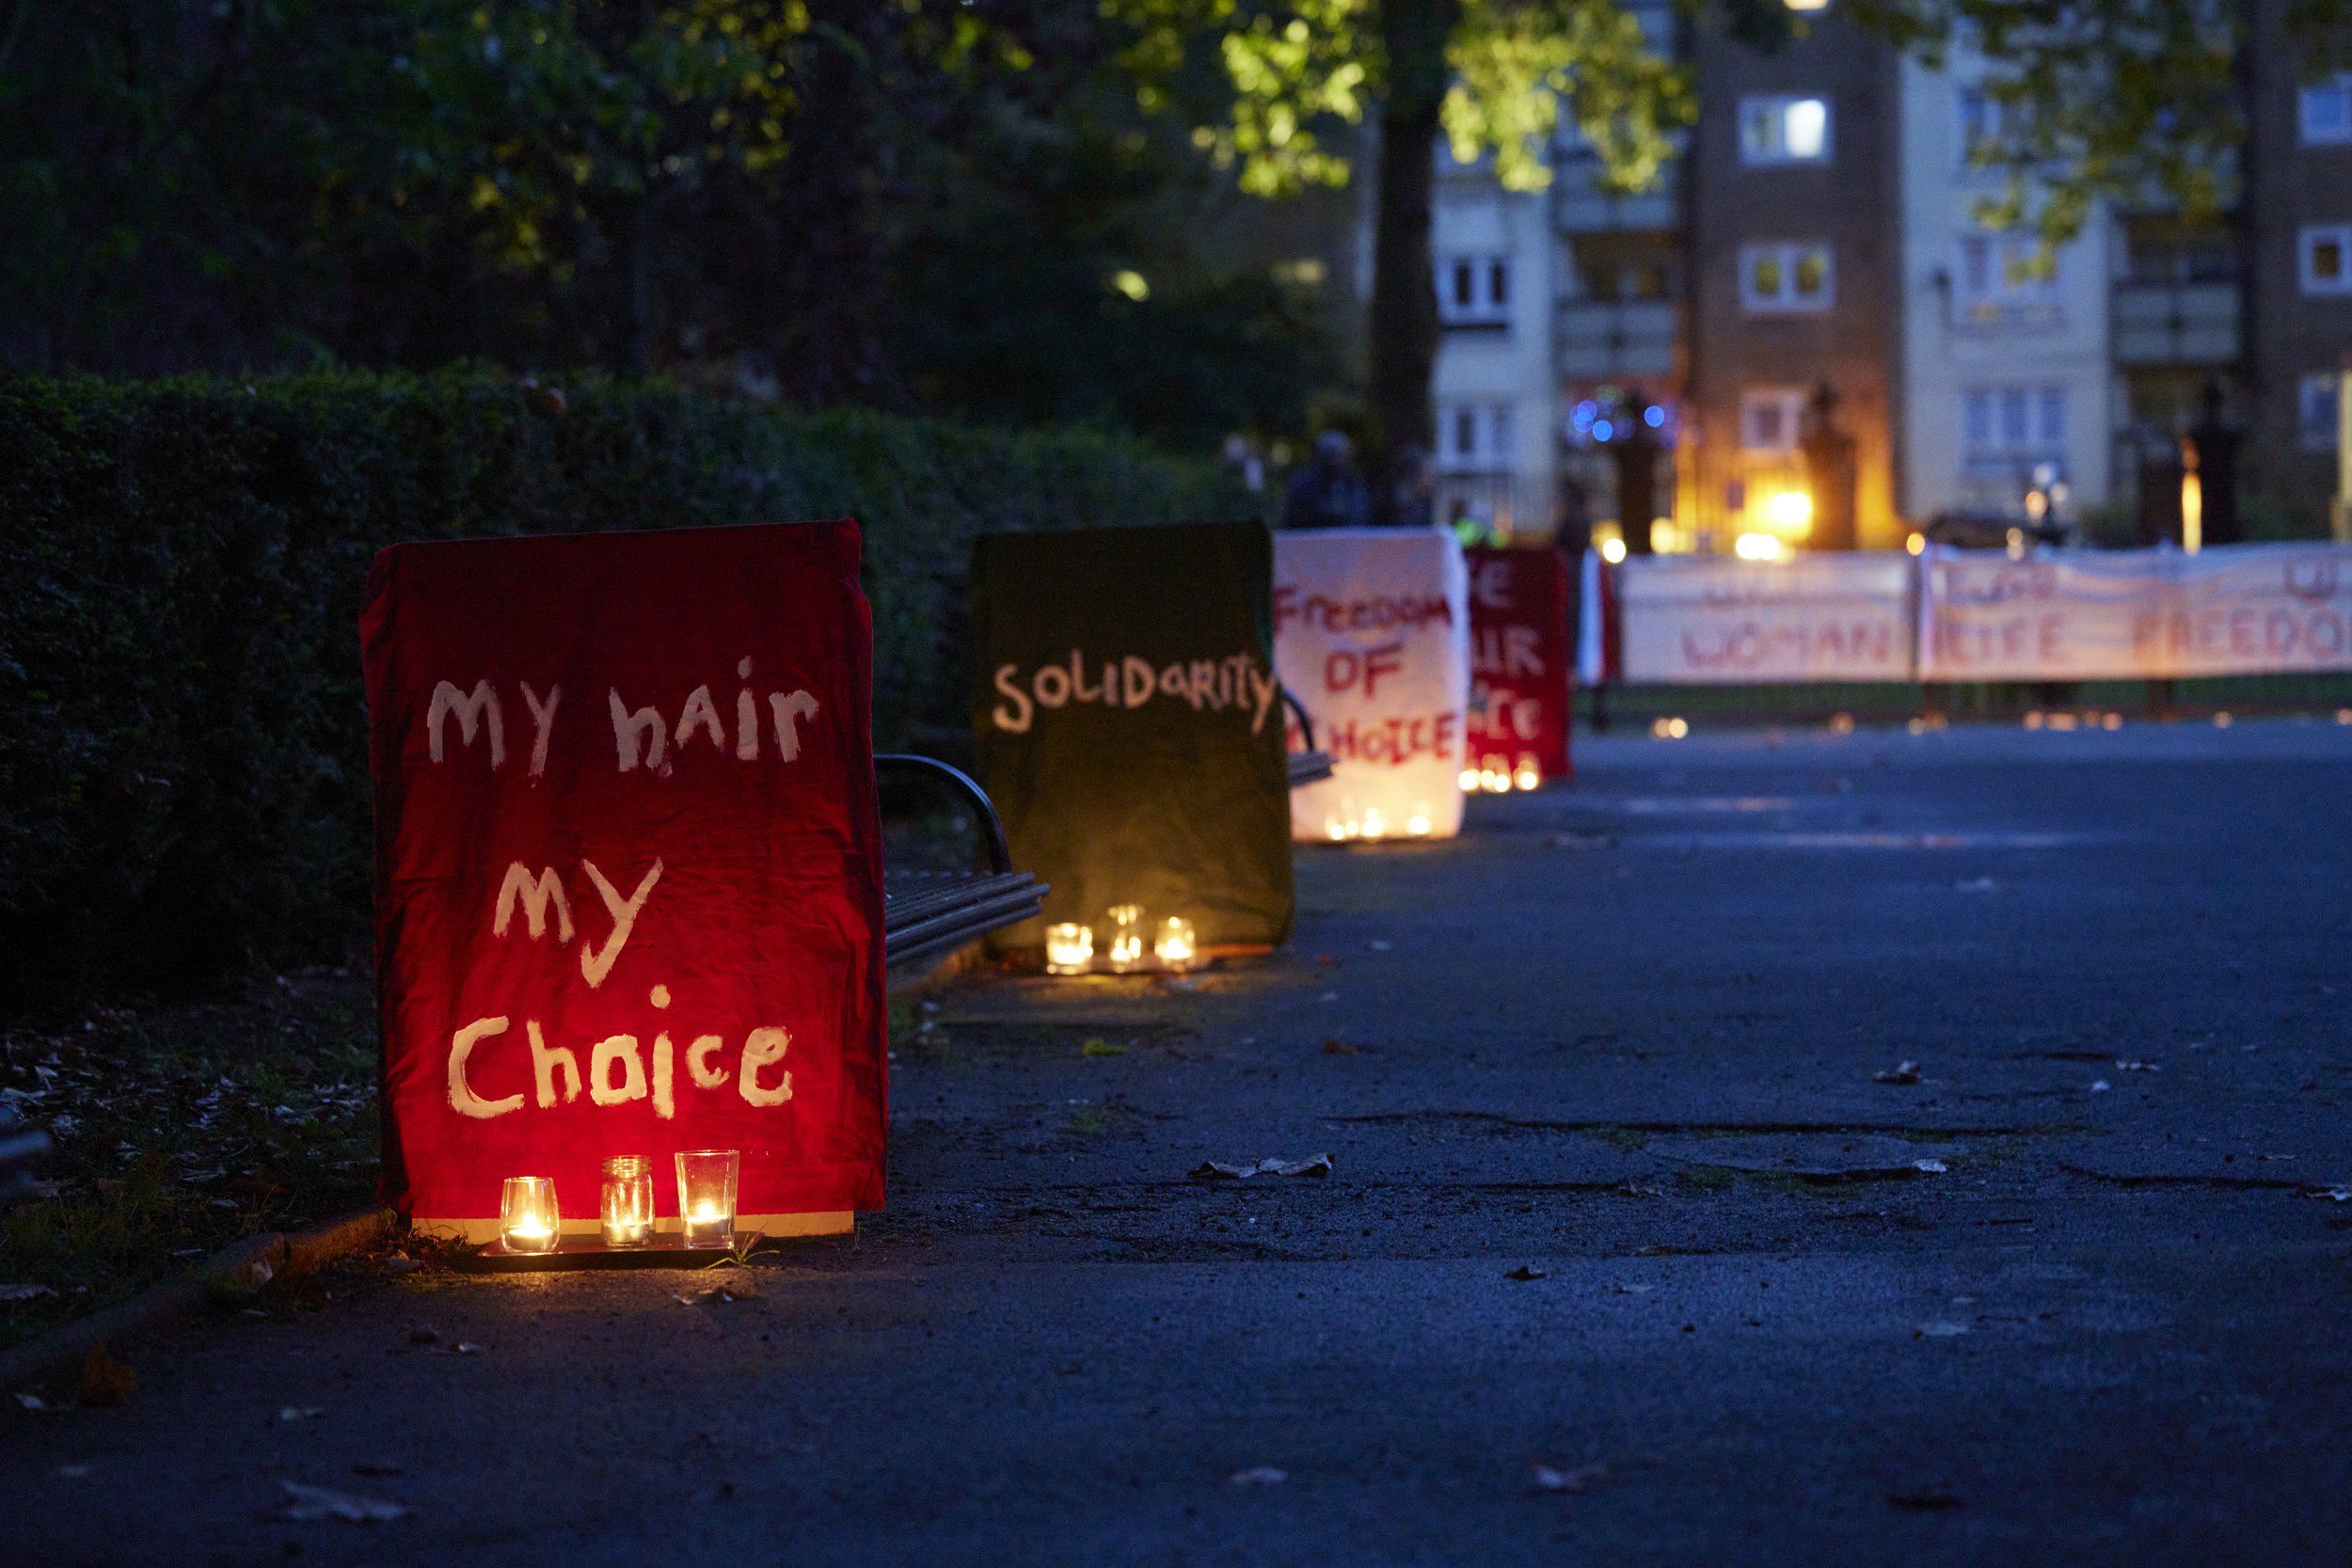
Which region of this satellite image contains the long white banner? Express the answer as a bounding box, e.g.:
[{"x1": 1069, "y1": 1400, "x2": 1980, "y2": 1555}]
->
[
  {"x1": 1916, "y1": 543, "x2": 2352, "y2": 681},
  {"x1": 1274, "y1": 528, "x2": 1470, "y2": 842},
  {"x1": 1615, "y1": 553, "x2": 1915, "y2": 684}
]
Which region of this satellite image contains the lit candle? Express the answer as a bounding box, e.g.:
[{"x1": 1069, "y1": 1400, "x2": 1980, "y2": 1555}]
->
[
  {"x1": 1154, "y1": 916, "x2": 1197, "y2": 973},
  {"x1": 1360, "y1": 806, "x2": 1387, "y2": 840},
  {"x1": 1106, "y1": 905, "x2": 1145, "y2": 973},
  {"x1": 1457, "y1": 768, "x2": 1480, "y2": 792},
  {"x1": 499, "y1": 1176, "x2": 560, "y2": 1255},
  {"x1": 1514, "y1": 754, "x2": 1540, "y2": 791},
  {"x1": 675, "y1": 1149, "x2": 739, "y2": 1249},
  {"x1": 1406, "y1": 805, "x2": 1432, "y2": 836},
  {"x1": 1044, "y1": 922, "x2": 1094, "y2": 975},
  {"x1": 600, "y1": 1155, "x2": 654, "y2": 1248}
]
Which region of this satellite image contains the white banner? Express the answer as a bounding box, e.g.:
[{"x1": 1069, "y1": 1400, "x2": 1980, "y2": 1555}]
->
[
  {"x1": 1917, "y1": 543, "x2": 2352, "y2": 681},
  {"x1": 1615, "y1": 553, "x2": 1915, "y2": 684},
  {"x1": 1274, "y1": 528, "x2": 1470, "y2": 842}
]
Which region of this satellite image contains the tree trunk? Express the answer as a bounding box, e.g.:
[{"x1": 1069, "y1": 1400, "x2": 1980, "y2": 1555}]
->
[
  {"x1": 1368, "y1": 0, "x2": 1459, "y2": 462},
  {"x1": 774, "y1": 0, "x2": 891, "y2": 404}
]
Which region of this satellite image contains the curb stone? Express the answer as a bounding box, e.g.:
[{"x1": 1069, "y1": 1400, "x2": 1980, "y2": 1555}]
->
[{"x1": 0, "y1": 1208, "x2": 392, "y2": 1399}]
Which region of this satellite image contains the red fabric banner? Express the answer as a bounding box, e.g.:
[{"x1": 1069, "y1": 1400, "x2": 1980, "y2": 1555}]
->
[
  {"x1": 360, "y1": 522, "x2": 885, "y2": 1229},
  {"x1": 1465, "y1": 546, "x2": 1574, "y2": 784}
]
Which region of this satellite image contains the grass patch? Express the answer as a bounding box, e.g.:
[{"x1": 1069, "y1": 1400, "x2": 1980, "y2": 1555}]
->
[{"x1": 0, "y1": 973, "x2": 378, "y2": 1352}]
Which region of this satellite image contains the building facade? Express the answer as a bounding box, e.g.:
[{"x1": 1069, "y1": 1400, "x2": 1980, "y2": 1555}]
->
[{"x1": 1422, "y1": 0, "x2": 2342, "y2": 555}]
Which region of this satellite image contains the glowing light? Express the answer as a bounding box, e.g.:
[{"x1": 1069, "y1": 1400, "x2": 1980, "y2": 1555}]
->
[
  {"x1": 1783, "y1": 98, "x2": 1828, "y2": 159},
  {"x1": 1107, "y1": 269, "x2": 1150, "y2": 302},
  {"x1": 1651, "y1": 717, "x2": 1688, "y2": 739},
  {"x1": 599, "y1": 1155, "x2": 654, "y2": 1249},
  {"x1": 2023, "y1": 710, "x2": 2044, "y2": 730},
  {"x1": 1514, "y1": 756, "x2": 1540, "y2": 791},
  {"x1": 2046, "y1": 712, "x2": 2078, "y2": 732},
  {"x1": 1766, "y1": 491, "x2": 1812, "y2": 531},
  {"x1": 2102, "y1": 712, "x2": 2122, "y2": 731},
  {"x1": 1644, "y1": 404, "x2": 1665, "y2": 428},
  {"x1": 499, "y1": 1176, "x2": 559, "y2": 1255},
  {"x1": 1105, "y1": 904, "x2": 1146, "y2": 972},
  {"x1": 1734, "y1": 532, "x2": 1784, "y2": 561},
  {"x1": 2213, "y1": 710, "x2": 2233, "y2": 729},
  {"x1": 1327, "y1": 816, "x2": 1351, "y2": 841},
  {"x1": 1406, "y1": 806, "x2": 1432, "y2": 836},
  {"x1": 1458, "y1": 768, "x2": 1481, "y2": 792},
  {"x1": 675, "y1": 1149, "x2": 739, "y2": 1249},
  {"x1": 1593, "y1": 420, "x2": 1614, "y2": 442},
  {"x1": 2182, "y1": 471, "x2": 2203, "y2": 555},
  {"x1": 2337, "y1": 708, "x2": 2352, "y2": 724},
  {"x1": 1153, "y1": 917, "x2": 1197, "y2": 973},
  {"x1": 1599, "y1": 537, "x2": 1628, "y2": 564},
  {"x1": 1045, "y1": 922, "x2": 1094, "y2": 974},
  {"x1": 1905, "y1": 531, "x2": 1926, "y2": 556},
  {"x1": 1360, "y1": 807, "x2": 1388, "y2": 840}
]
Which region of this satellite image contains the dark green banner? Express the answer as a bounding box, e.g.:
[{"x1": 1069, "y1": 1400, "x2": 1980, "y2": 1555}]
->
[{"x1": 971, "y1": 522, "x2": 1294, "y2": 954}]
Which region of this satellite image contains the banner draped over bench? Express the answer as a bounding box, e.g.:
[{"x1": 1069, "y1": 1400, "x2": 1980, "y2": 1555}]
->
[
  {"x1": 970, "y1": 521, "x2": 1294, "y2": 952},
  {"x1": 1465, "y1": 545, "x2": 1574, "y2": 783},
  {"x1": 361, "y1": 522, "x2": 886, "y2": 1235},
  {"x1": 1597, "y1": 542, "x2": 2352, "y2": 686},
  {"x1": 1275, "y1": 528, "x2": 1470, "y2": 842}
]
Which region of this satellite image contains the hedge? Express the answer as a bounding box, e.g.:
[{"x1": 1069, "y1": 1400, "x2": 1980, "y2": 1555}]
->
[{"x1": 0, "y1": 372, "x2": 1245, "y2": 1012}]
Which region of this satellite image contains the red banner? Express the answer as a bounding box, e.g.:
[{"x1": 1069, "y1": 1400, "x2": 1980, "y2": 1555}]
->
[
  {"x1": 1465, "y1": 546, "x2": 1574, "y2": 784},
  {"x1": 361, "y1": 522, "x2": 885, "y2": 1234}
]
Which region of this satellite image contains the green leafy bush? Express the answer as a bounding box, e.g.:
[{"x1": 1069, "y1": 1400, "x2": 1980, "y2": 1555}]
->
[{"x1": 0, "y1": 372, "x2": 1242, "y2": 1011}]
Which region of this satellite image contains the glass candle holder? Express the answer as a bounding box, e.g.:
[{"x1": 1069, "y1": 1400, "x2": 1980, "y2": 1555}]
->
[
  {"x1": 675, "y1": 1149, "x2": 739, "y2": 1249},
  {"x1": 499, "y1": 1176, "x2": 560, "y2": 1254},
  {"x1": 600, "y1": 1155, "x2": 655, "y2": 1248},
  {"x1": 1044, "y1": 922, "x2": 1094, "y2": 975},
  {"x1": 1105, "y1": 905, "x2": 1145, "y2": 973},
  {"x1": 1154, "y1": 917, "x2": 1197, "y2": 973}
]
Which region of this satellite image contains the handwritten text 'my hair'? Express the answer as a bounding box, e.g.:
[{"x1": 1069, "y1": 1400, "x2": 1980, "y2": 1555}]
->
[{"x1": 423, "y1": 657, "x2": 819, "y2": 779}]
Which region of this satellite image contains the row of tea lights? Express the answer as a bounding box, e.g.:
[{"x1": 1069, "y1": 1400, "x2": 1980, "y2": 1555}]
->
[
  {"x1": 498, "y1": 1148, "x2": 739, "y2": 1255},
  {"x1": 1045, "y1": 905, "x2": 1195, "y2": 975},
  {"x1": 1462, "y1": 754, "x2": 1543, "y2": 794}
]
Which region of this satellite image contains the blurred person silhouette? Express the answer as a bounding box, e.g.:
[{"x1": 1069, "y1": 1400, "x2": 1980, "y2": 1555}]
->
[
  {"x1": 1375, "y1": 444, "x2": 1435, "y2": 528},
  {"x1": 1282, "y1": 430, "x2": 1371, "y2": 530}
]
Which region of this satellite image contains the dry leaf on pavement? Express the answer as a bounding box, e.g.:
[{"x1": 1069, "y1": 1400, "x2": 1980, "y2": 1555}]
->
[
  {"x1": 78, "y1": 1344, "x2": 135, "y2": 1407},
  {"x1": 1875, "y1": 1061, "x2": 1921, "y2": 1085},
  {"x1": 281, "y1": 1481, "x2": 408, "y2": 1523},
  {"x1": 1532, "y1": 1462, "x2": 1611, "y2": 1494}
]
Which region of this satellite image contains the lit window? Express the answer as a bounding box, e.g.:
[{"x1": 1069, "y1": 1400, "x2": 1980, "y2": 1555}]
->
[
  {"x1": 1740, "y1": 388, "x2": 1807, "y2": 451},
  {"x1": 1438, "y1": 254, "x2": 1512, "y2": 327},
  {"x1": 1739, "y1": 96, "x2": 1833, "y2": 166},
  {"x1": 1739, "y1": 243, "x2": 1834, "y2": 312},
  {"x1": 2300, "y1": 372, "x2": 2340, "y2": 450},
  {"x1": 2303, "y1": 75, "x2": 2352, "y2": 145},
  {"x1": 2301, "y1": 227, "x2": 2352, "y2": 295}
]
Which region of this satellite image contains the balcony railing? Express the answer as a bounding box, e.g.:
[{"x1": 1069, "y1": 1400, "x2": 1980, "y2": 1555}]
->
[
  {"x1": 1552, "y1": 158, "x2": 1678, "y2": 235},
  {"x1": 2111, "y1": 280, "x2": 2240, "y2": 368},
  {"x1": 1555, "y1": 300, "x2": 1677, "y2": 379}
]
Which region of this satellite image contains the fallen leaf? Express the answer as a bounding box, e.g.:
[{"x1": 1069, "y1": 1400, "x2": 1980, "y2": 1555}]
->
[
  {"x1": 56, "y1": 1464, "x2": 93, "y2": 1478},
  {"x1": 1503, "y1": 1264, "x2": 1549, "y2": 1281},
  {"x1": 278, "y1": 1406, "x2": 325, "y2": 1422},
  {"x1": 1190, "y1": 1154, "x2": 1332, "y2": 1180},
  {"x1": 448, "y1": 1342, "x2": 482, "y2": 1355},
  {"x1": 1614, "y1": 1283, "x2": 1654, "y2": 1295},
  {"x1": 1915, "y1": 1322, "x2": 1968, "y2": 1338},
  {"x1": 1875, "y1": 1061, "x2": 1921, "y2": 1085},
  {"x1": 281, "y1": 1481, "x2": 408, "y2": 1523},
  {"x1": 2114, "y1": 1059, "x2": 2160, "y2": 1072},
  {"x1": 14, "y1": 1392, "x2": 51, "y2": 1412},
  {"x1": 0, "y1": 1283, "x2": 57, "y2": 1302},
  {"x1": 1532, "y1": 1462, "x2": 1611, "y2": 1494},
  {"x1": 78, "y1": 1344, "x2": 135, "y2": 1407},
  {"x1": 1228, "y1": 1465, "x2": 1287, "y2": 1485},
  {"x1": 2090, "y1": 1080, "x2": 2111, "y2": 1093},
  {"x1": 1367, "y1": 940, "x2": 1392, "y2": 951},
  {"x1": 2315, "y1": 1188, "x2": 2352, "y2": 1203},
  {"x1": 1321, "y1": 1038, "x2": 1359, "y2": 1055}
]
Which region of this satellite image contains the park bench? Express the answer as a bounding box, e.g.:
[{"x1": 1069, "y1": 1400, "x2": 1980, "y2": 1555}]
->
[
  {"x1": 879, "y1": 754, "x2": 1047, "y2": 982},
  {"x1": 1284, "y1": 688, "x2": 1336, "y2": 787}
]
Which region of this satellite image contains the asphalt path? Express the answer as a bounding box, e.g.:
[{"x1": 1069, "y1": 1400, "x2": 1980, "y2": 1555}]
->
[{"x1": 7, "y1": 717, "x2": 2351, "y2": 1565}]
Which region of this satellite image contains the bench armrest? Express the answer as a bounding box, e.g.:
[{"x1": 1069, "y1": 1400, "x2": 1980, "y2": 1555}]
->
[{"x1": 875, "y1": 754, "x2": 1013, "y2": 875}]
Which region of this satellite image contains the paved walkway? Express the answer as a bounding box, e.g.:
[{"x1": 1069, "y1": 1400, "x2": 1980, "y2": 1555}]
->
[{"x1": 8, "y1": 720, "x2": 2351, "y2": 1564}]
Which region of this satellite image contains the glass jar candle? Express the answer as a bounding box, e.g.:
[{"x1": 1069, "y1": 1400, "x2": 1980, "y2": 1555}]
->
[
  {"x1": 1044, "y1": 922, "x2": 1093, "y2": 975},
  {"x1": 1105, "y1": 904, "x2": 1145, "y2": 972},
  {"x1": 675, "y1": 1149, "x2": 739, "y2": 1249},
  {"x1": 599, "y1": 1155, "x2": 654, "y2": 1248},
  {"x1": 1154, "y1": 916, "x2": 1197, "y2": 974},
  {"x1": 499, "y1": 1176, "x2": 559, "y2": 1255}
]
